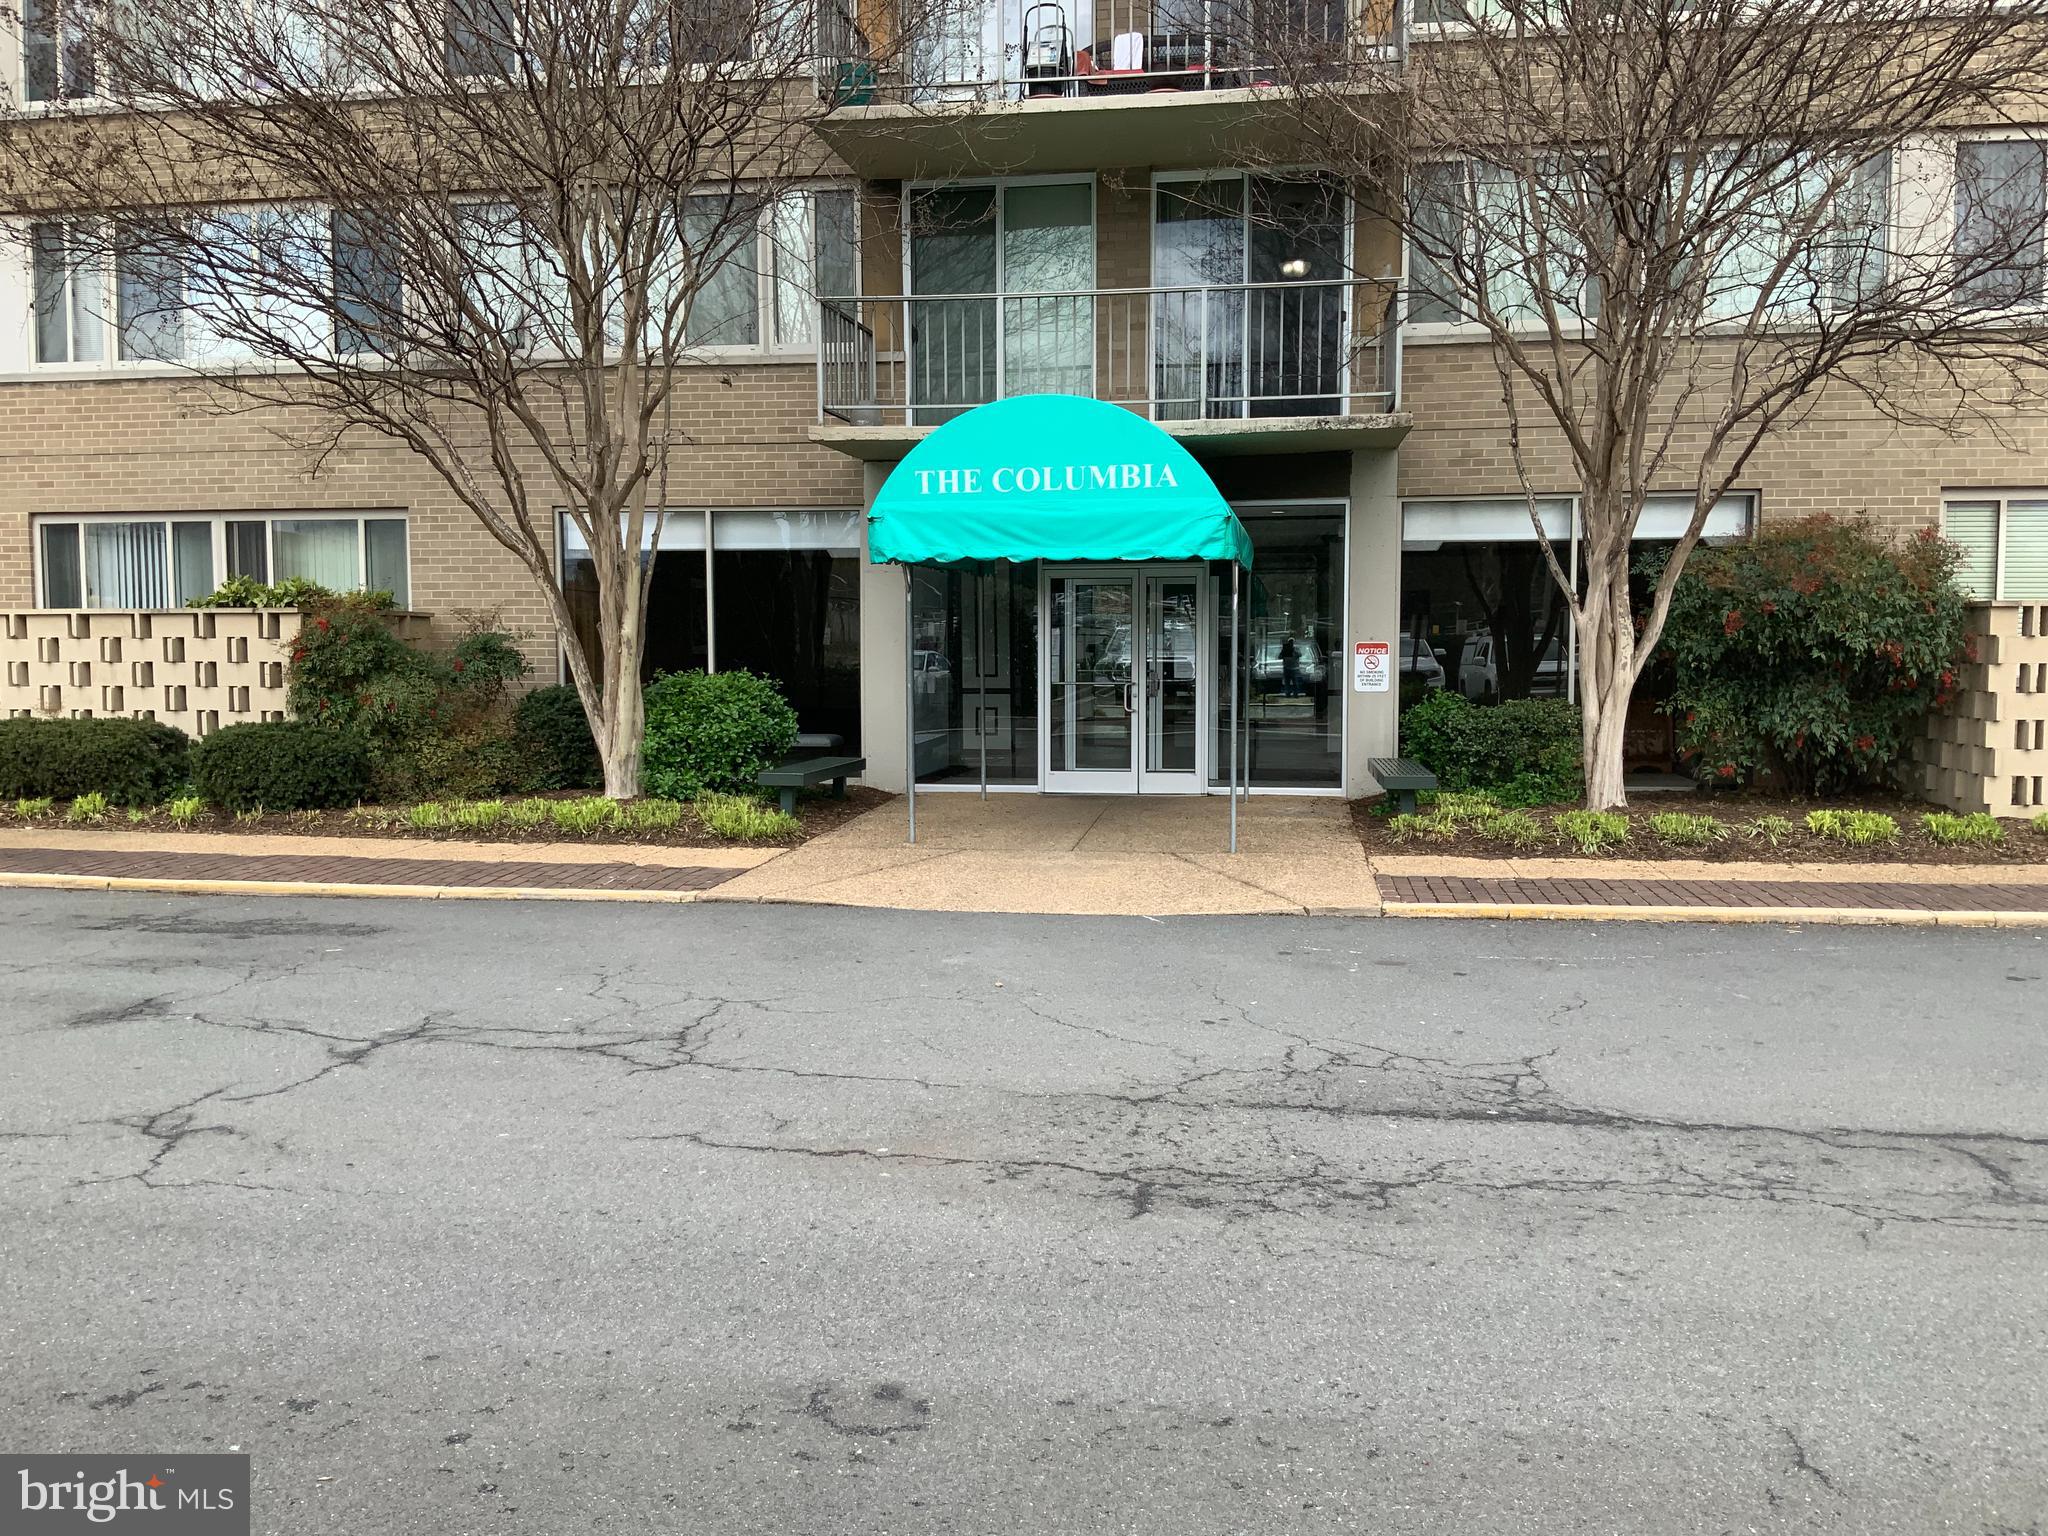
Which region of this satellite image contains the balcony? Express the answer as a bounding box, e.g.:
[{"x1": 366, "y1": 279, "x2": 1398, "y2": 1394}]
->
[
  {"x1": 817, "y1": 0, "x2": 1404, "y2": 176},
  {"x1": 812, "y1": 280, "x2": 1406, "y2": 457}
]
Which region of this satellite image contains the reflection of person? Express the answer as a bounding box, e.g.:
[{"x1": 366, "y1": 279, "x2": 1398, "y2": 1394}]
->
[{"x1": 1280, "y1": 636, "x2": 1301, "y2": 697}]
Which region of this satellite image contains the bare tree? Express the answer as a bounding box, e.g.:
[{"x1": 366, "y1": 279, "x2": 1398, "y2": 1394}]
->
[
  {"x1": 0, "y1": 0, "x2": 864, "y2": 796},
  {"x1": 1250, "y1": 0, "x2": 2048, "y2": 806}
]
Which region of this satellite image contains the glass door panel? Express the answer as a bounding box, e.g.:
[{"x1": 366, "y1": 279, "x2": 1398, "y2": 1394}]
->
[
  {"x1": 1140, "y1": 572, "x2": 1203, "y2": 790},
  {"x1": 1046, "y1": 571, "x2": 1136, "y2": 792},
  {"x1": 1001, "y1": 182, "x2": 1093, "y2": 398},
  {"x1": 909, "y1": 186, "x2": 998, "y2": 423}
]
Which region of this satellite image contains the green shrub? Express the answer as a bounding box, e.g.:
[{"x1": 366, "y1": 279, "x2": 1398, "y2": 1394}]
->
[
  {"x1": 1805, "y1": 808, "x2": 1899, "y2": 845},
  {"x1": 696, "y1": 791, "x2": 800, "y2": 841},
  {"x1": 1922, "y1": 811, "x2": 2004, "y2": 848},
  {"x1": 642, "y1": 669, "x2": 799, "y2": 801},
  {"x1": 1657, "y1": 517, "x2": 1971, "y2": 793},
  {"x1": 66, "y1": 791, "x2": 109, "y2": 823},
  {"x1": 189, "y1": 721, "x2": 372, "y2": 812},
  {"x1": 2033, "y1": 811, "x2": 2048, "y2": 837},
  {"x1": 505, "y1": 797, "x2": 553, "y2": 831},
  {"x1": 406, "y1": 801, "x2": 453, "y2": 830},
  {"x1": 549, "y1": 796, "x2": 619, "y2": 835},
  {"x1": 409, "y1": 717, "x2": 523, "y2": 801},
  {"x1": 0, "y1": 717, "x2": 190, "y2": 806},
  {"x1": 1744, "y1": 814, "x2": 1795, "y2": 848},
  {"x1": 188, "y1": 573, "x2": 353, "y2": 609},
  {"x1": 625, "y1": 797, "x2": 685, "y2": 832},
  {"x1": 14, "y1": 796, "x2": 54, "y2": 820},
  {"x1": 1647, "y1": 811, "x2": 1726, "y2": 847},
  {"x1": 1399, "y1": 690, "x2": 1582, "y2": 805},
  {"x1": 512, "y1": 685, "x2": 602, "y2": 791},
  {"x1": 1556, "y1": 809, "x2": 1629, "y2": 854},
  {"x1": 1477, "y1": 809, "x2": 1547, "y2": 848}
]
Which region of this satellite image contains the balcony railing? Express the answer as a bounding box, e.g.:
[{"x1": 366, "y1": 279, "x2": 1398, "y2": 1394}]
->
[
  {"x1": 820, "y1": 0, "x2": 1403, "y2": 106},
  {"x1": 817, "y1": 281, "x2": 1398, "y2": 428}
]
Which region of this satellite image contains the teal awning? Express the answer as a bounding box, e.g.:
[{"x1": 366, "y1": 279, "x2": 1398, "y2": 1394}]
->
[{"x1": 867, "y1": 394, "x2": 1252, "y2": 568}]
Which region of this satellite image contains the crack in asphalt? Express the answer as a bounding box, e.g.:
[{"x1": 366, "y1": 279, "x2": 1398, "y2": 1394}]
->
[{"x1": 27, "y1": 963, "x2": 2047, "y2": 1234}]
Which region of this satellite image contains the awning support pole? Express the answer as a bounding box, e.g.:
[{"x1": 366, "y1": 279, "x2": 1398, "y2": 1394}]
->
[
  {"x1": 1229, "y1": 562, "x2": 1240, "y2": 855},
  {"x1": 978, "y1": 563, "x2": 988, "y2": 800},
  {"x1": 905, "y1": 564, "x2": 916, "y2": 845}
]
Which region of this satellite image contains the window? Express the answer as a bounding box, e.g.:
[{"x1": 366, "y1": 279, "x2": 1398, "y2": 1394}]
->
[
  {"x1": 1956, "y1": 141, "x2": 2046, "y2": 310},
  {"x1": 34, "y1": 514, "x2": 409, "y2": 608},
  {"x1": 560, "y1": 508, "x2": 862, "y2": 746},
  {"x1": 1408, "y1": 158, "x2": 1597, "y2": 328},
  {"x1": 1698, "y1": 150, "x2": 1889, "y2": 321},
  {"x1": 22, "y1": 0, "x2": 95, "y2": 100},
  {"x1": 30, "y1": 210, "x2": 388, "y2": 366},
  {"x1": 681, "y1": 188, "x2": 858, "y2": 350},
  {"x1": 1945, "y1": 496, "x2": 2048, "y2": 600}
]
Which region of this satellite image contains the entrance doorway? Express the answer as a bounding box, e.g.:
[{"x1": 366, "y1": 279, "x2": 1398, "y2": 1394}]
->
[{"x1": 1041, "y1": 564, "x2": 1210, "y2": 793}]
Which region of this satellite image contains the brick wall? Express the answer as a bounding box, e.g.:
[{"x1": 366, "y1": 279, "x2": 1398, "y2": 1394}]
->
[
  {"x1": 0, "y1": 364, "x2": 864, "y2": 684},
  {"x1": 1398, "y1": 341, "x2": 2048, "y2": 534}
]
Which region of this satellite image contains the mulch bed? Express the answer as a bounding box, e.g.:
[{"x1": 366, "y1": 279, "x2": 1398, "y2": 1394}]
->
[
  {"x1": 0, "y1": 787, "x2": 892, "y2": 850},
  {"x1": 1351, "y1": 791, "x2": 2048, "y2": 865}
]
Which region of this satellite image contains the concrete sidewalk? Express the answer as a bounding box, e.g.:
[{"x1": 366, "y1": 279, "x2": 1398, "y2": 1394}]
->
[
  {"x1": 4, "y1": 805, "x2": 2048, "y2": 921},
  {"x1": 700, "y1": 794, "x2": 1380, "y2": 916}
]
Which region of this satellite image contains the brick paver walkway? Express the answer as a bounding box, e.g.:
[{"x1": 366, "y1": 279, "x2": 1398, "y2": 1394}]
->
[
  {"x1": 1378, "y1": 874, "x2": 2048, "y2": 912},
  {"x1": 0, "y1": 844, "x2": 738, "y2": 894}
]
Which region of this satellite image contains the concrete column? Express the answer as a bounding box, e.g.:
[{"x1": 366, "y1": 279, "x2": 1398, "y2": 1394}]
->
[
  {"x1": 1343, "y1": 446, "x2": 1402, "y2": 798},
  {"x1": 857, "y1": 459, "x2": 909, "y2": 791}
]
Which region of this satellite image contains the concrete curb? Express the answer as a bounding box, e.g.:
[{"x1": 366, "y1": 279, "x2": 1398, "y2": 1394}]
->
[
  {"x1": 1381, "y1": 900, "x2": 2048, "y2": 928},
  {"x1": 0, "y1": 871, "x2": 702, "y2": 904}
]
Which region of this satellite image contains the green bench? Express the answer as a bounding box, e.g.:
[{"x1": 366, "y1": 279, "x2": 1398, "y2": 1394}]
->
[
  {"x1": 1367, "y1": 755, "x2": 1438, "y2": 815},
  {"x1": 756, "y1": 754, "x2": 864, "y2": 816}
]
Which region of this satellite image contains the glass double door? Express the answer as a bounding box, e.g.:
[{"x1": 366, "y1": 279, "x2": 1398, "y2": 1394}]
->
[{"x1": 1042, "y1": 565, "x2": 1209, "y2": 794}]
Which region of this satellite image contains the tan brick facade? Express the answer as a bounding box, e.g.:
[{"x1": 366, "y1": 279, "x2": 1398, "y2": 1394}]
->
[
  {"x1": 1397, "y1": 340, "x2": 2048, "y2": 534},
  {"x1": 0, "y1": 364, "x2": 863, "y2": 682}
]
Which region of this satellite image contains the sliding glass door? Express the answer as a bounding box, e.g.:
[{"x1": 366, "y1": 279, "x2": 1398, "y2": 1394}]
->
[
  {"x1": 1153, "y1": 174, "x2": 1347, "y2": 419},
  {"x1": 908, "y1": 180, "x2": 1094, "y2": 424}
]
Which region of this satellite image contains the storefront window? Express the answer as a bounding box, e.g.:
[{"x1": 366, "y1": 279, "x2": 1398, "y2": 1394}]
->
[
  {"x1": 561, "y1": 509, "x2": 860, "y2": 749},
  {"x1": 1211, "y1": 505, "x2": 1345, "y2": 788},
  {"x1": 911, "y1": 561, "x2": 1040, "y2": 784}
]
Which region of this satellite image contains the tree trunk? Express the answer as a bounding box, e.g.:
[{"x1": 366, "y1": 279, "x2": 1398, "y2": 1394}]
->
[
  {"x1": 602, "y1": 661, "x2": 645, "y2": 800},
  {"x1": 1577, "y1": 558, "x2": 1637, "y2": 811}
]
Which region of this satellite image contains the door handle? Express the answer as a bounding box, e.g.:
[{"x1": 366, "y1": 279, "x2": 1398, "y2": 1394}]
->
[{"x1": 1122, "y1": 681, "x2": 1135, "y2": 714}]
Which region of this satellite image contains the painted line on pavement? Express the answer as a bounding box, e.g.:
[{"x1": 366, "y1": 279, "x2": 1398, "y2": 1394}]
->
[{"x1": 1381, "y1": 901, "x2": 2046, "y2": 928}]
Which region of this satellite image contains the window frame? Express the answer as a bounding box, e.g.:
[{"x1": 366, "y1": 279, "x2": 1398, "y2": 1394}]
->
[
  {"x1": 31, "y1": 510, "x2": 412, "y2": 609},
  {"x1": 1943, "y1": 492, "x2": 2048, "y2": 600},
  {"x1": 1952, "y1": 132, "x2": 2048, "y2": 316}
]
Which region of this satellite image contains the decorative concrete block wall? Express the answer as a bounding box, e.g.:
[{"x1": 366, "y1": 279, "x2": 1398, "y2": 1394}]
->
[
  {"x1": 0, "y1": 608, "x2": 433, "y2": 740},
  {"x1": 1917, "y1": 602, "x2": 2048, "y2": 818}
]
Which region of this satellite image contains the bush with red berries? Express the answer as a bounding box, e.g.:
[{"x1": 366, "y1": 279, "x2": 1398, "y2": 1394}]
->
[{"x1": 1652, "y1": 515, "x2": 1972, "y2": 794}]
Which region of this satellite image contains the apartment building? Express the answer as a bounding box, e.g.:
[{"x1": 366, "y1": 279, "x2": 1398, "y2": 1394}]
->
[{"x1": 4, "y1": 0, "x2": 2048, "y2": 797}]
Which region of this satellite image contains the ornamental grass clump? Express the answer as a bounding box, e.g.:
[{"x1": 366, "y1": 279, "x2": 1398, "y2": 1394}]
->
[
  {"x1": 14, "y1": 796, "x2": 54, "y2": 820},
  {"x1": 1805, "y1": 808, "x2": 1899, "y2": 845},
  {"x1": 1921, "y1": 811, "x2": 2004, "y2": 848},
  {"x1": 696, "y1": 792, "x2": 800, "y2": 842},
  {"x1": 625, "y1": 798, "x2": 685, "y2": 832},
  {"x1": 505, "y1": 798, "x2": 553, "y2": 831},
  {"x1": 1475, "y1": 809, "x2": 1547, "y2": 849},
  {"x1": 549, "y1": 796, "x2": 619, "y2": 836},
  {"x1": 1647, "y1": 811, "x2": 1727, "y2": 848},
  {"x1": 166, "y1": 796, "x2": 203, "y2": 826},
  {"x1": 1743, "y1": 814, "x2": 1795, "y2": 848},
  {"x1": 66, "y1": 791, "x2": 109, "y2": 824},
  {"x1": 1383, "y1": 812, "x2": 1446, "y2": 843},
  {"x1": 452, "y1": 800, "x2": 507, "y2": 831},
  {"x1": 1555, "y1": 809, "x2": 1629, "y2": 855},
  {"x1": 406, "y1": 801, "x2": 452, "y2": 831}
]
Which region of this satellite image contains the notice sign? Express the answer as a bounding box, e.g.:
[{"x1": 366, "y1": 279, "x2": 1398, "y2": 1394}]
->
[{"x1": 1353, "y1": 641, "x2": 1391, "y2": 693}]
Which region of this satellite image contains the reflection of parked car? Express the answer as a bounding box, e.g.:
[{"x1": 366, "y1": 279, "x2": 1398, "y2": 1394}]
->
[
  {"x1": 1252, "y1": 637, "x2": 1325, "y2": 695},
  {"x1": 1400, "y1": 632, "x2": 1446, "y2": 691},
  {"x1": 913, "y1": 649, "x2": 951, "y2": 692},
  {"x1": 1459, "y1": 634, "x2": 1566, "y2": 700}
]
